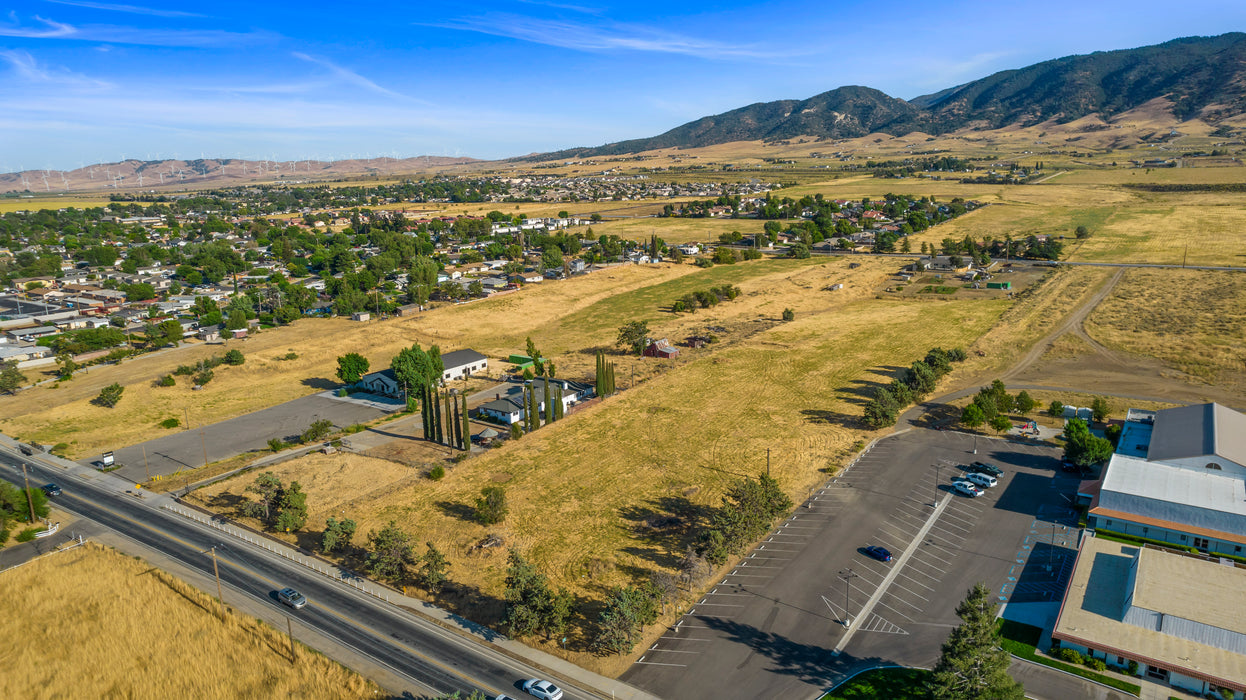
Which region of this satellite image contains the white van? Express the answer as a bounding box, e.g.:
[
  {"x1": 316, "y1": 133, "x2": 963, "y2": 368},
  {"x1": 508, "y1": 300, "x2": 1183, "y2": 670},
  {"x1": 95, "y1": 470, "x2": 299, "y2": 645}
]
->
[{"x1": 966, "y1": 472, "x2": 997, "y2": 489}]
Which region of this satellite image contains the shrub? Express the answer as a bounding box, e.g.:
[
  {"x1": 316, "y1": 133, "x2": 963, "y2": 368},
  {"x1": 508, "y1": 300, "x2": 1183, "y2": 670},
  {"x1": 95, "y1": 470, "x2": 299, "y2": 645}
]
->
[
  {"x1": 781, "y1": 308, "x2": 795, "y2": 321},
  {"x1": 1085, "y1": 658, "x2": 1107, "y2": 672},
  {"x1": 1058, "y1": 648, "x2": 1083, "y2": 664},
  {"x1": 16, "y1": 527, "x2": 39, "y2": 543},
  {"x1": 509, "y1": 423, "x2": 522, "y2": 440},
  {"x1": 279, "y1": 352, "x2": 299, "y2": 361},
  {"x1": 157, "y1": 374, "x2": 176, "y2": 387},
  {"x1": 194, "y1": 369, "x2": 214, "y2": 386},
  {"x1": 336, "y1": 388, "x2": 348, "y2": 397},
  {"x1": 267, "y1": 438, "x2": 287, "y2": 452},
  {"x1": 742, "y1": 248, "x2": 763, "y2": 260},
  {"x1": 94, "y1": 383, "x2": 124, "y2": 407},
  {"x1": 159, "y1": 418, "x2": 180, "y2": 429},
  {"x1": 428, "y1": 465, "x2": 445, "y2": 480},
  {"x1": 1127, "y1": 660, "x2": 1139, "y2": 676},
  {"x1": 173, "y1": 364, "x2": 195, "y2": 376},
  {"x1": 223, "y1": 349, "x2": 245, "y2": 365},
  {"x1": 694, "y1": 257, "x2": 715, "y2": 268}
]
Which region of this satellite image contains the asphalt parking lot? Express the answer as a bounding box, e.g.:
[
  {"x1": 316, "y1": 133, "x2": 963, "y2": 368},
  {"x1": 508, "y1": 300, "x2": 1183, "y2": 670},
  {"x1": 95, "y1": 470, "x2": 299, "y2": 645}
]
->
[
  {"x1": 82, "y1": 391, "x2": 393, "y2": 483},
  {"x1": 622, "y1": 429, "x2": 1078, "y2": 700}
]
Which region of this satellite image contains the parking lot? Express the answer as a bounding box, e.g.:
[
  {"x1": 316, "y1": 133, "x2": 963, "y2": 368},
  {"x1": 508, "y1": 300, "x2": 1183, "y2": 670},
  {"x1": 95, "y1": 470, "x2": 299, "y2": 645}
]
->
[{"x1": 622, "y1": 429, "x2": 1079, "y2": 700}]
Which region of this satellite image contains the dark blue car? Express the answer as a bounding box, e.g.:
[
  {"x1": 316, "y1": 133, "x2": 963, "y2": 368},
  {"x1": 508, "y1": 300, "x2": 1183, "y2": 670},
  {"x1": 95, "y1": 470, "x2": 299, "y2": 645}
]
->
[{"x1": 864, "y1": 545, "x2": 893, "y2": 562}]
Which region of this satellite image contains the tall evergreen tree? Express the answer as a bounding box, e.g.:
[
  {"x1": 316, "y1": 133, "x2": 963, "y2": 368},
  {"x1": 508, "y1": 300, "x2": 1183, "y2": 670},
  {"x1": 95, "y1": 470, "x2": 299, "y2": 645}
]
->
[
  {"x1": 434, "y1": 389, "x2": 445, "y2": 444},
  {"x1": 928, "y1": 583, "x2": 1024, "y2": 700},
  {"x1": 461, "y1": 394, "x2": 471, "y2": 450},
  {"x1": 542, "y1": 379, "x2": 551, "y2": 426},
  {"x1": 451, "y1": 392, "x2": 462, "y2": 448},
  {"x1": 443, "y1": 391, "x2": 453, "y2": 446}
]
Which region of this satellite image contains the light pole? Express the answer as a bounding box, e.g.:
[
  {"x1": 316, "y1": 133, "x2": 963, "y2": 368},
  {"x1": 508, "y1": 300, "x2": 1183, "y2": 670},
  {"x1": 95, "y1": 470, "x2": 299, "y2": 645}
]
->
[
  {"x1": 933, "y1": 462, "x2": 941, "y2": 507},
  {"x1": 837, "y1": 568, "x2": 858, "y2": 627}
]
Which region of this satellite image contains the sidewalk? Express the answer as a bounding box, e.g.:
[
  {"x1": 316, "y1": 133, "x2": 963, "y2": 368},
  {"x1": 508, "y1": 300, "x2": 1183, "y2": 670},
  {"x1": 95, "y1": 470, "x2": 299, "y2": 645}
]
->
[{"x1": 160, "y1": 501, "x2": 659, "y2": 700}]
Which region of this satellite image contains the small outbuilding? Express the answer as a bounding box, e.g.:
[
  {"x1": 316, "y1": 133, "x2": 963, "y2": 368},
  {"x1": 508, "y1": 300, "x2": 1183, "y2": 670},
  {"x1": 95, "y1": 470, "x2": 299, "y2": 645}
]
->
[{"x1": 643, "y1": 338, "x2": 679, "y2": 359}]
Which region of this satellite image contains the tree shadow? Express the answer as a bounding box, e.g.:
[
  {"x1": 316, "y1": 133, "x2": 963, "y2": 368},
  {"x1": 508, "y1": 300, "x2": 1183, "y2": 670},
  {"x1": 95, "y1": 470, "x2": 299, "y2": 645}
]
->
[
  {"x1": 618, "y1": 496, "x2": 715, "y2": 569},
  {"x1": 800, "y1": 409, "x2": 861, "y2": 429},
  {"x1": 200, "y1": 491, "x2": 248, "y2": 517},
  {"x1": 300, "y1": 377, "x2": 339, "y2": 390},
  {"x1": 838, "y1": 377, "x2": 892, "y2": 404},
  {"x1": 697, "y1": 616, "x2": 890, "y2": 686},
  {"x1": 434, "y1": 500, "x2": 478, "y2": 523}
]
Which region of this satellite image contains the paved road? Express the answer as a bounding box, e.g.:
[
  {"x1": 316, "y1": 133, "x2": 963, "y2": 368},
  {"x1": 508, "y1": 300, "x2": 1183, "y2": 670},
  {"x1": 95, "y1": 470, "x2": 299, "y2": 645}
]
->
[
  {"x1": 622, "y1": 429, "x2": 1078, "y2": 699},
  {"x1": 0, "y1": 450, "x2": 626, "y2": 700},
  {"x1": 1010, "y1": 658, "x2": 1135, "y2": 700},
  {"x1": 84, "y1": 392, "x2": 392, "y2": 483}
]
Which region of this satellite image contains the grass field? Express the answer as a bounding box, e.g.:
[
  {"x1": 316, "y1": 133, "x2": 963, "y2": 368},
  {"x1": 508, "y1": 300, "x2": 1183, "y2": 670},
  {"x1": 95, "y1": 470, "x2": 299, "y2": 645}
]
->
[
  {"x1": 1084, "y1": 268, "x2": 1246, "y2": 381},
  {"x1": 586, "y1": 216, "x2": 767, "y2": 244},
  {"x1": 0, "y1": 543, "x2": 380, "y2": 699},
  {"x1": 0, "y1": 196, "x2": 113, "y2": 212},
  {"x1": 821, "y1": 668, "x2": 931, "y2": 700},
  {"x1": 191, "y1": 257, "x2": 1008, "y2": 675}
]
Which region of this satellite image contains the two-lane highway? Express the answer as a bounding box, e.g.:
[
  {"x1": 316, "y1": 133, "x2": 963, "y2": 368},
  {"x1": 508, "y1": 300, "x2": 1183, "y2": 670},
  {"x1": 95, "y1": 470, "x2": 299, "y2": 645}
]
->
[{"x1": 0, "y1": 451, "x2": 598, "y2": 700}]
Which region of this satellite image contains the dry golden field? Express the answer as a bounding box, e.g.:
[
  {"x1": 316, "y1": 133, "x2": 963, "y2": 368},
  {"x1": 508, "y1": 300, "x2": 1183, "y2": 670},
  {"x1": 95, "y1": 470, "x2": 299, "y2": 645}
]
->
[
  {"x1": 193, "y1": 256, "x2": 1010, "y2": 675},
  {"x1": 0, "y1": 543, "x2": 380, "y2": 699},
  {"x1": 0, "y1": 196, "x2": 113, "y2": 212},
  {"x1": 1084, "y1": 268, "x2": 1246, "y2": 382}
]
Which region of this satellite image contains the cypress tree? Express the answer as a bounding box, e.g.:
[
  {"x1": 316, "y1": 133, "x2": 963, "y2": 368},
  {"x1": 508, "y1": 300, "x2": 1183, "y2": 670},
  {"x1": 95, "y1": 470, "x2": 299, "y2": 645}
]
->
[
  {"x1": 434, "y1": 389, "x2": 444, "y2": 444},
  {"x1": 443, "y1": 391, "x2": 453, "y2": 446},
  {"x1": 461, "y1": 394, "x2": 471, "y2": 450},
  {"x1": 529, "y1": 384, "x2": 539, "y2": 431},
  {"x1": 595, "y1": 353, "x2": 602, "y2": 397},
  {"x1": 543, "y1": 379, "x2": 551, "y2": 426},
  {"x1": 420, "y1": 385, "x2": 430, "y2": 438},
  {"x1": 451, "y1": 392, "x2": 462, "y2": 448},
  {"x1": 555, "y1": 386, "x2": 564, "y2": 420}
]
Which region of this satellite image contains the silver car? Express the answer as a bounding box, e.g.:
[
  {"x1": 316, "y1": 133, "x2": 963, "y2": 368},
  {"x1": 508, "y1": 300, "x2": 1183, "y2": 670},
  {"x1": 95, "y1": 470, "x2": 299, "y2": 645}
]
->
[{"x1": 278, "y1": 587, "x2": 308, "y2": 609}]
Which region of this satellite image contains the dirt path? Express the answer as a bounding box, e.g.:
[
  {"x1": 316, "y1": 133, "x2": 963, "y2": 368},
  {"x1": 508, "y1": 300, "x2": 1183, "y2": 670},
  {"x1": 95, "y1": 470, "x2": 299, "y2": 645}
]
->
[{"x1": 1001, "y1": 267, "x2": 1124, "y2": 382}]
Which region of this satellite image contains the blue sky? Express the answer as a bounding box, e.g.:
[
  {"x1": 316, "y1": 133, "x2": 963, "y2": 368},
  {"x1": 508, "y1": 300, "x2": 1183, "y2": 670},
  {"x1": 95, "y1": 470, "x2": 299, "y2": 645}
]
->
[{"x1": 1, "y1": 0, "x2": 1244, "y2": 171}]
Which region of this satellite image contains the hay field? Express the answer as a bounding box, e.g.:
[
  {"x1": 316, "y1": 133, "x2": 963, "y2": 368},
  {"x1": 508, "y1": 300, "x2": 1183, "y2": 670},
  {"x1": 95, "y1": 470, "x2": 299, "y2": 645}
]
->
[
  {"x1": 1084, "y1": 268, "x2": 1246, "y2": 382},
  {"x1": 585, "y1": 216, "x2": 767, "y2": 244},
  {"x1": 1062, "y1": 204, "x2": 1246, "y2": 265},
  {"x1": 1048, "y1": 166, "x2": 1246, "y2": 185},
  {"x1": 0, "y1": 543, "x2": 379, "y2": 699},
  {"x1": 194, "y1": 259, "x2": 1006, "y2": 674},
  {"x1": 0, "y1": 196, "x2": 113, "y2": 212},
  {"x1": 0, "y1": 259, "x2": 827, "y2": 457}
]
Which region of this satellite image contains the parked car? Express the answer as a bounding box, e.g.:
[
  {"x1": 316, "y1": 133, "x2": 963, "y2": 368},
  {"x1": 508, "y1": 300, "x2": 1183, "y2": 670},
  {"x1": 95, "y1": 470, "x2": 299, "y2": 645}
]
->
[
  {"x1": 953, "y1": 480, "x2": 983, "y2": 498},
  {"x1": 1060, "y1": 459, "x2": 1080, "y2": 473},
  {"x1": 41, "y1": 483, "x2": 61, "y2": 497},
  {"x1": 970, "y1": 461, "x2": 1004, "y2": 478},
  {"x1": 966, "y1": 472, "x2": 997, "y2": 489},
  {"x1": 864, "y1": 545, "x2": 893, "y2": 562},
  {"x1": 495, "y1": 695, "x2": 518, "y2": 700},
  {"x1": 277, "y1": 587, "x2": 307, "y2": 609},
  {"x1": 522, "y1": 679, "x2": 564, "y2": 700}
]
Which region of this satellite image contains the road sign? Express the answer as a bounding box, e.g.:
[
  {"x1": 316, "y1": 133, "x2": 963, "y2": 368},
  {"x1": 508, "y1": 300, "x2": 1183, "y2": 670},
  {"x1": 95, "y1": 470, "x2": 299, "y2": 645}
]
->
[{"x1": 102, "y1": 451, "x2": 114, "y2": 466}]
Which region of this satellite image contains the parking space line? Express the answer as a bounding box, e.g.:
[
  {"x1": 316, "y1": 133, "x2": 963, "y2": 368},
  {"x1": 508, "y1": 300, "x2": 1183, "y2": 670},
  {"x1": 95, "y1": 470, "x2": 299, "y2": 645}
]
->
[
  {"x1": 873, "y1": 598, "x2": 916, "y2": 621},
  {"x1": 660, "y1": 636, "x2": 713, "y2": 641},
  {"x1": 895, "y1": 572, "x2": 935, "y2": 593},
  {"x1": 634, "y1": 659, "x2": 687, "y2": 667}
]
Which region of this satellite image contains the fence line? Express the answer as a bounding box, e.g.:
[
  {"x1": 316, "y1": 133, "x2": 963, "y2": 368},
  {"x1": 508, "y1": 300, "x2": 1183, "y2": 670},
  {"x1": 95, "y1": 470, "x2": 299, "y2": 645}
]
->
[
  {"x1": 0, "y1": 533, "x2": 88, "y2": 575},
  {"x1": 161, "y1": 504, "x2": 393, "y2": 605}
]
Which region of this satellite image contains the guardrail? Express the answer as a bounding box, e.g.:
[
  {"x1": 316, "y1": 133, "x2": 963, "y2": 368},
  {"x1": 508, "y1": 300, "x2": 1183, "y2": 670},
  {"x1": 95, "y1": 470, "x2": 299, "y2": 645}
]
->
[{"x1": 160, "y1": 503, "x2": 396, "y2": 605}]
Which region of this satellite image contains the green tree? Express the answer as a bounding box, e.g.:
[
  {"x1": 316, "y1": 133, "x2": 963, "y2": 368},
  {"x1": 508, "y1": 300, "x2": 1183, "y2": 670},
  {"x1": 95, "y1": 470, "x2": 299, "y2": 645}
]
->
[
  {"x1": 223, "y1": 348, "x2": 245, "y2": 365},
  {"x1": 989, "y1": 414, "x2": 1012, "y2": 433},
  {"x1": 1014, "y1": 391, "x2": 1035, "y2": 415},
  {"x1": 960, "y1": 403, "x2": 986, "y2": 428},
  {"x1": 503, "y1": 549, "x2": 550, "y2": 639},
  {"x1": 1075, "y1": 225, "x2": 1091, "y2": 239},
  {"x1": 525, "y1": 336, "x2": 545, "y2": 376},
  {"x1": 474, "y1": 486, "x2": 508, "y2": 525},
  {"x1": 275, "y1": 481, "x2": 308, "y2": 531},
  {"x1": 781, "y1": 308, "x2": 795, "y2": 321},
  {"x1": 94, "y1": 383, "x2": 125, "y2": 408},
  {"x1": 905, "y1": 361, "x2": 937, "y2": 395},
  {"x1": 321, "y1": 517, "x2": 357, "y2": 553},
  {"x1": 1048, "y1": 400, "x2": 1065, "y2": 417},
  {"x1": 1063, "y1": 418, "x2": 1113, "y2": 468},
  {"x1": 365, "y1": 521, "x2": 416, "y2": 583},
  {"x1": 616, "y1": 320, "x2": 650, "y2": 356},
  {"x1": 862, "y1": 387, "x2": 900, "y2": 429},
  {"x1": 928, "y1": 583, "x2": 1024, "y2": 700},
  {"x1": 391, "y1": 343, "x2": 444, "y2": 394},
  {"x1": 1090, "y1": 396, "x2": 1110, "y2": 423},
  {"x1": 0, "y1": 481, "x2": 50, "y2": 522},
  {"x1": 336, "y1": 353, "x2": 370, "y2": 384},
  {"x1": 55, "y1": 353, "x2": 78, "y2": 381},
  {"x1": 418, "y1": 542, "x2": 451, "y2": 594},
  {"x1": 301, "y1": 418, "x2": 333, "y2": 443},
  {"x1": 244, "y1": 472, "x2": 284, "y2": 523}
]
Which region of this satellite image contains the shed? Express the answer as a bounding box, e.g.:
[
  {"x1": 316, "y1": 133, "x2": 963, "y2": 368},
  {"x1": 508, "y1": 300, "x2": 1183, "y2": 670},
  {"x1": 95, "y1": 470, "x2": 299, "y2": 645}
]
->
[
  {"x1": 351, "y1": 311, "x2": 371, "y2": 322},
  {"x1": 643, "y1": 338, "x2": 679, "y2": 359}
]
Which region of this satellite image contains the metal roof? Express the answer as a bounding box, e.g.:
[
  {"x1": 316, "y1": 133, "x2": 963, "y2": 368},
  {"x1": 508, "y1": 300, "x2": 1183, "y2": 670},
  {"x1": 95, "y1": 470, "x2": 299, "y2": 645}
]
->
[
  {"x1": 1149, "y1": 403, "x2": 1246, "y2": 468},
  {"x1": 1098, "y1": 455, "x2": 1246, "y2": 537}
]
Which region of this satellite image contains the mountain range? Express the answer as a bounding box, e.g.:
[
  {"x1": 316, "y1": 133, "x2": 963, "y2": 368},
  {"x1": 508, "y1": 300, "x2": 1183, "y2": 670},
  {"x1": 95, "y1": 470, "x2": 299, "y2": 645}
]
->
[{"x1": 522, "y1": 32, "x2": 1246, "y2": 160}]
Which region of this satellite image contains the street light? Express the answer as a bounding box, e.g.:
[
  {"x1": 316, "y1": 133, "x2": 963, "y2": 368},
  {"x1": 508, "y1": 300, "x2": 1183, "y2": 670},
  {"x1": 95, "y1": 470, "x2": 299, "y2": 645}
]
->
[
  {"x1": 933, "y1": 462, "x2": 941, "y2": 507},
  {"x1": 837, "y1": 568, "x2": 858, "y2": 627}
]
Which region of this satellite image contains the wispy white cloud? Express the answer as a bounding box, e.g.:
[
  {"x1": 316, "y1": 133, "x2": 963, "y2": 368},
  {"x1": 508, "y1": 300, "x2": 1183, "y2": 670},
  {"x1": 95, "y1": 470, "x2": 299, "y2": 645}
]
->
[
  {"x1": 292, "y1": 52, "x2": 431, "y2": 103},
  {"x1": 426, "y1": 14, "x2": 769, "y2": 59},
  {"x1": 514, "y1": 0, "x2": 602, "y2": 14},
  {"x1": 0, "y1": 48, "x2": 112, "y2": 89},
  {"x1": 0, "y1": 14, "x2": 77, "y2": 38},
  {"x1": 44, "y1": 1, "x2": 208, "y2": 19}
]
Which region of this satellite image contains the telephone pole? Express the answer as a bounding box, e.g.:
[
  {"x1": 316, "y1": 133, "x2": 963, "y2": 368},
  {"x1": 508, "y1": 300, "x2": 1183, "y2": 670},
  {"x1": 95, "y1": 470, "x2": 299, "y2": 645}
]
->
[
  {"x1": 204, "y1": 546, "x2": 224, "y2": 604},
  {"x1": 21, "y1": 462, "x2": 36, "y2": 522}
]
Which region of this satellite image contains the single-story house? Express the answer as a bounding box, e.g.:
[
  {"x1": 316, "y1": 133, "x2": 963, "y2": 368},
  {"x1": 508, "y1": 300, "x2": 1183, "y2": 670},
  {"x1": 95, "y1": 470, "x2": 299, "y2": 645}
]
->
[
  {"x1": 396, "y1": 303, "x2": 423, "y2": 317},
  {"x1": 643, "y1": 338, "x2": 679, "y2": 359},
  {"x1": 525, "y1": 377, "x2": 594, "y2": 415},
  {"x1": 357, "y1": 368, "x2": 403, "y2": 397},
  {"x1": 442, "y1": 349, "x2": 488, "y2": 381},
  {"x1": 479, "y1": 397, "x2": 525, "y2": 424},
  {"x1": 351, "y1": 311, "x2": 371, "y2": 322}
]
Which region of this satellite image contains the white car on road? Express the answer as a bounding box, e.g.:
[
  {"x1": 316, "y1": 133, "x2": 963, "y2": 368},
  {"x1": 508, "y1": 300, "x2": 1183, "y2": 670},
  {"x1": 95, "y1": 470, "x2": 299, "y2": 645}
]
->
[
  {"x1": 522, "y1": 679, "x2": 564, "y2": 700},
  {"x1": 953, "y1": 480, "x2": 983, "y2": 498},
  {"x1": 966, "y1": 472, "x2": 997, "y2": 489}
]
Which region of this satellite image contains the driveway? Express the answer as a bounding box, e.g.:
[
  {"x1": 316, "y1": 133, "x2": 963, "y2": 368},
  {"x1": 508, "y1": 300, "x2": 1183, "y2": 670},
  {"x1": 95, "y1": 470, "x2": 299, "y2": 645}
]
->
[
  {"x1": 83, "y1": 392, "x2": 390, "y2": 482},
  {"x1": 622, "y1": 429, "x2": 1080, "y2": 699}
]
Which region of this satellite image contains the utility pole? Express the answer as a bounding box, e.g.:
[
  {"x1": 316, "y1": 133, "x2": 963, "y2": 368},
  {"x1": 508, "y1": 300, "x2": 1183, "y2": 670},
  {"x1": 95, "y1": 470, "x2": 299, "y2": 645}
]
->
[
  {"x1": 205, "y1": 546, "x2": 223, "y2": 604},
  {"x1": 933, "y1": 462, "x2": 941, "y2": 507},
  {"x1": 837, "y1": 568, "x2": 858, "y2": 627},
  {"x1": 21, "y1": 462, "x2": 36, "y2": 523}
]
